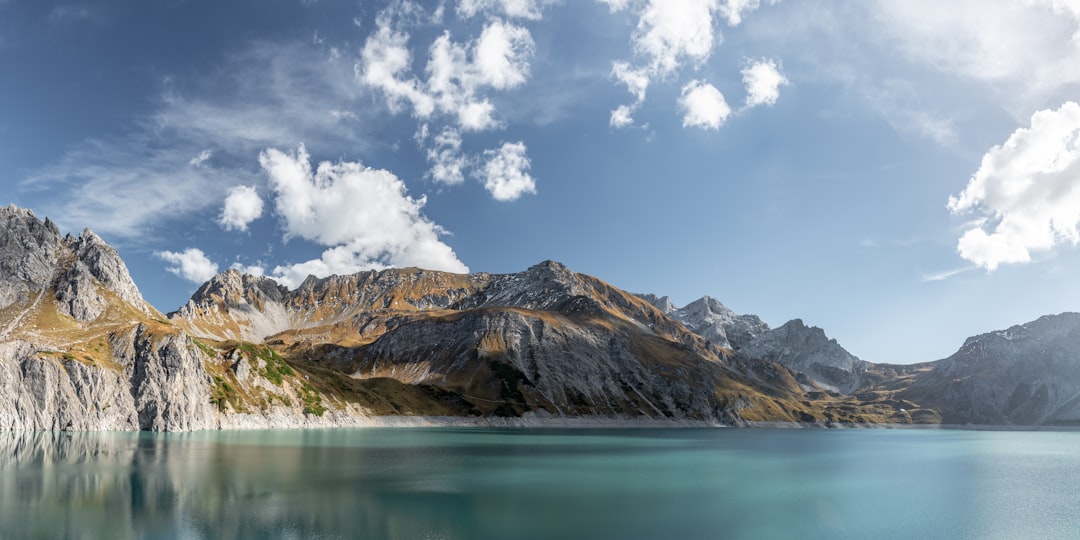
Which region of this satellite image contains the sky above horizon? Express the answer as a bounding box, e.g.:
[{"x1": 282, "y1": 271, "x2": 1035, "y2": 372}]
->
[{"x1": 5, "y1": 0, "x2": 1080, "y2": 364}]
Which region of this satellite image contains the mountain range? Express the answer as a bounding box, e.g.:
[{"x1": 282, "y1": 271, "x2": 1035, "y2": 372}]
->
[{"x1": 2, "y1": 204, "x2": 1079, "y2": 431}]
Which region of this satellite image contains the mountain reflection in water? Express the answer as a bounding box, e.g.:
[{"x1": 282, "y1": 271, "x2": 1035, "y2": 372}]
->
[{"x1": 2, "y1": 428, "x2": 1080, "y2": 539}]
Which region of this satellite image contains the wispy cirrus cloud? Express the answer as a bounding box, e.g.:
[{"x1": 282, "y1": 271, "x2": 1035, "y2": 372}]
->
[
  {"x1": 868, "y1": 0, "x2": 1080, "y2": 115},
  {"x1": 47, "y1": 4, "x2": 94, "y2": 24},
  {"x1": 921, "y1": 265, "x2": 976, "y2": 283},
  {"x1": 18, "y1": 137, "x2": 243, "y2": 240},
  {"x1": 862, "y1": 79, "x2": 957, "y2": 146},
  {"x1": 153, "y1": 41, "x2": 371, "y2": 155},
  {"x1": 18, "y1": 40, "x2": 373, "y2": 242}
]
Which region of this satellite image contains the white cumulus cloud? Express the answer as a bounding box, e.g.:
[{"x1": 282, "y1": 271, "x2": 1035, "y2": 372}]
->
[
  {"x1": 359, "y1": 20, "x2": 435, "y2": 118},
  {"x1": 480, "y1": 142, "x2": 537, "y2": 201},
  {"x1": 156, "y1": 248, "x2": 220, "y2": 284},
  {"x1": 609, "y1": 61, "x2": 651, "y2": 128},
  {"x1": 259, "y1": 145, "x2": 468, "y2": 288},
  {"x1": 679, "y1": 80, "x2": 731, "y2": 129},
  {"x1": 612, "y1": 61, "x2": 650, "y2": 103},
  {"x1": 219, "y1": 185, "x2": 264, "y2": 232},
  {"x1": 360, "y1": 10, "x2": 534, "y2": 131},
  {"x1": 474, "y1": 20, "x2": 534, "y2": 90},
  {"x1": 426, "y1": 126, "x2": 468, "y2": 185},
  {"x1": 948, "y1": 101, "x2": 1080, "y2": 270},
  {"x1": 633, "y1": 0, "x2": 721, "y2": 76},
  {"x1": 457, "y1": 0, "x2": 548, "y2": 20},
  {"x1": 603, "y1": 0, "x2": 775, "y2": 128},
  {"x1": 360, "y1": 5, "x2": 540, "y2": 199},
  {"x1": 719, "y1": 0, "x2": 763, "y2": 26},
  {"x1": 742, "y1": 58, "x2": 787, "y2": 108},
  {"x1": 610, "y1": 104, "x2": 636, "y2": 128}
]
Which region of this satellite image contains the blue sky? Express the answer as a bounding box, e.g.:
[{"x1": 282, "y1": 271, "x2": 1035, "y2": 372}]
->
[{"x1": 5, "y1": 0, "x2": 1080, "y2": 364}]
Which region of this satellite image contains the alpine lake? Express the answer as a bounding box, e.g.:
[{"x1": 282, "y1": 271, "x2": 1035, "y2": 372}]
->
[{"x1": 2, "y1": 427, "x2": 1079, "y2": 539}]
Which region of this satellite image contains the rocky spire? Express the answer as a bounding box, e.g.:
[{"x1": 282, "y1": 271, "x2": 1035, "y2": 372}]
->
[
  {"x1": 0, "y1": 205, "x2": 63, "y2": 308},
  {"x1": 0, "y1": 205, "x2": 151, "y2": 322}
]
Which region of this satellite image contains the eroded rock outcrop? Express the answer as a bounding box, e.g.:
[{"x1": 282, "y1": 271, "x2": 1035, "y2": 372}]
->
[
  {"x1": 114, "y1": 326, "x2": 216, "y2": 431},
  {"x1": 0, "y1": 341, "x2": 138, "y2": 431}
]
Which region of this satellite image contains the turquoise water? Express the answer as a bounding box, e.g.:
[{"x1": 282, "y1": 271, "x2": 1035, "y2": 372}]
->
[{"x1": 1, "y1": 428, "x2": 1079, "y2": 539}]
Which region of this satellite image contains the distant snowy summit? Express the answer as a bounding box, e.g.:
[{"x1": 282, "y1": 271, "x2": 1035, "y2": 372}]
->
[{"x1": 638, "y1": 294, "x2": 866, "y2": 394}]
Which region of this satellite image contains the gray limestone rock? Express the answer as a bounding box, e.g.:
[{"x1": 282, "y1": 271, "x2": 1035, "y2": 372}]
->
[
  {"x1": 55, "y1": 261, "x2": 107, "y2": 322},
  {"x1": 0, "y1": 206, "x2": 62, "y2": 310},
  {"x1": 0, "y1": 341, "x2": 139, "y2": 431},
  {"x1": 114, "y1": 326, "x2": 215, "y2": 432},
  {"x1": 738, "y1": 319, "x2": 867, "y2": 394},
  {"x1": 64, "y1": 229, "x2": 148, "y2": 313},
  {"x1": 638, "y1": 293, "x2": 864, "y2": 393},
  {"x1": 902, "y1": 313, "x2": 1080, "y2": 426}
]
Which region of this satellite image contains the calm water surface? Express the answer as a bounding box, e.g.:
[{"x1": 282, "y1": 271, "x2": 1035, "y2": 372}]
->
[{"x1": 1, "y1": 427, "x2": 1079, "y2": 539}]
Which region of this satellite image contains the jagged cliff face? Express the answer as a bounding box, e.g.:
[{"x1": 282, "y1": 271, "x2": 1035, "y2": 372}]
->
[
  {"x1": 0, "y1": 204, "x2": 821, "y2": 431},
  {"x1": 0, "y1": 205, "x2": 153, "y2": 329},
  {"x1": 0, "y1": 206, "x2": 218, "y2": 431},
  {"x1": 738, "y1": 319, "x2": 868, "y2": 394},
  {"x1": 174, "y1": 261, "x2": 701, "y2": 351},
  {"x1": 175, "y1": 260, "x2": 817, "y2": 424},
  {"x1": 900, "y1": 313, "x2": 1080, "y2": 426},
  {"x1": 639, "y1": 294, "x2": 768, "y2": 351},
  {"x1": 8, "y1": 202, "x2": 1080, "y2": 430}
]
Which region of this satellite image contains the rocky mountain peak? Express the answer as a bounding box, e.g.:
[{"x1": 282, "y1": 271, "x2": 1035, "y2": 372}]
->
[
  {"x1": 458, "y1": 260, "x2": 588, "y2": 312},
  {"x1": 641, "y1": 294, "x2": 769, "y2": 351},
  {"x1": 63, "y1": 228, "x2": 146, "y2": 311},
  {"x1": 188, "y1": 269, "x2": 288, "y2": 308},
  {"x1": 777, "y1": 318, "x2": 820, "y2": 337},
  {"x1": 170, "y1": 269, "x2": 293, "y2": 342},
  {"x1": 0, "y1": 205, "x2": 63, "y2": 307},
  {"x1": 0, "y1": 205, "x2": 152, "y2": 322},
  {"x1": 636, "y1": 293, "x2": 676, "y2": 314},
  {"x1": 681, "y1": 295, "x2": 735, "y2": 321},
  {"x1": 528, "y1": 259, "x2": 570, "y2": 274},
  {"x1": 901, "y1": 312, "x2": 1080, "y2": 425},
  {"x1": 739, "y1": 318, "x2": 865, "y2": 393},
  {"x1": 954, "y1": 312, "x2": 1080, "y2": 358},
  {"x1": 634, "y1": 290, "x2": 866, "y2": 392}
]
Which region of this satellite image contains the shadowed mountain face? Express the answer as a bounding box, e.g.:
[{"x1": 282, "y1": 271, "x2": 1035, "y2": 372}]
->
[
  {"x1": 3, "y1": 203, "x2": 1080, "y2": 429},
  {"x1": 899, "y1": 313, "x2": 1080, "y2": 426}
]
